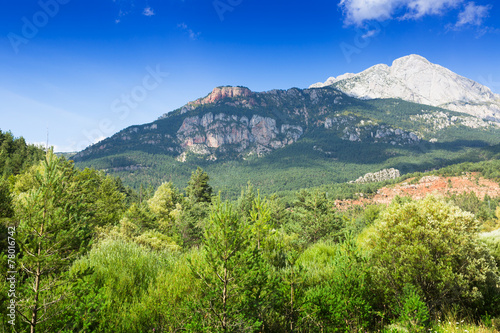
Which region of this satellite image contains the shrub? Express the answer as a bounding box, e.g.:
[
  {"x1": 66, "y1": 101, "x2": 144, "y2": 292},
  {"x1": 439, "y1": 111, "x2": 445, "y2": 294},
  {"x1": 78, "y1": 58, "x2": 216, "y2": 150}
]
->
[{"x1": 367, "y1": 196, "x2": 499, "y2": 317}]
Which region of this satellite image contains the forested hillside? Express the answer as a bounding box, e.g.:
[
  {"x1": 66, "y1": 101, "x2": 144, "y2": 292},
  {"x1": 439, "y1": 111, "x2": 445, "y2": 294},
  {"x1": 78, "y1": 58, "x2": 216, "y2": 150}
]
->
[{"x1": 74, "y1": 86, "x2": 500, "y2": 199}]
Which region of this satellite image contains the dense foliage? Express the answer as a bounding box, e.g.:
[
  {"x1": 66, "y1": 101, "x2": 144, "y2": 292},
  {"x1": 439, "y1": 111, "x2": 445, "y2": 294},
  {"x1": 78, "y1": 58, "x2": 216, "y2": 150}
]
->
[
  {"x1": 0, "y1": 130, "x2": 44, "y2": 178},
  {"x1": 2, "y1": 149, "x2": 500, "y2": 332}
]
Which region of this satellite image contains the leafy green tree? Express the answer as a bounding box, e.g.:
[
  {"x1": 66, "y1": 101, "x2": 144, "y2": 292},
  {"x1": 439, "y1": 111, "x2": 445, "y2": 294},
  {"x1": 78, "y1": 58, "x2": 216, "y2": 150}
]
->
[
  {"x1": 185, "y1": 167, "x2": 213, "y2": 204},
  {"x1": 131, "y1": 250, "x2": 204, "y2": 331},
  {"x1": 0, "y1": 130, "x2": 44, "y2": 177},
  {"x1": 0, "y1": 178, "x2": 13, "y2": 219},
  {"x1": 273, "y1": 235, "x2": 305, "y2": 333},
  {"x1": 396, "y1": 284, "x2": 429, "y2": 333},
  {"x1": 13, "y1": 152, "x2": 88, "y2": 333},
  {"x1": 73, "y1": 168, "x2": 127, "y2": 228},
  {"x1": 147, "y1": 181, "x2": 184, "y2": 231},
  {"x1": 237, "y1": 182, "x2": 256, "y2": 219},
  {"x1": 175, "y1": 200, "x2": 208, "y2": 248},
  {"x1": 367, "y1": 196, "x2": 499, "y2": 316},
  {"x1": 173, "y1": 169, "x2": 214, "y2": 248}
]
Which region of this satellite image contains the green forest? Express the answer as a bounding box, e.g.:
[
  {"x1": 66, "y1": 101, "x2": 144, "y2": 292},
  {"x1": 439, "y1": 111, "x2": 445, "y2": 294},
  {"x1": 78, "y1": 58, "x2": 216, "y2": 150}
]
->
[{"x1": 2, "y1": 130, "x2": 500, "y2": 332}]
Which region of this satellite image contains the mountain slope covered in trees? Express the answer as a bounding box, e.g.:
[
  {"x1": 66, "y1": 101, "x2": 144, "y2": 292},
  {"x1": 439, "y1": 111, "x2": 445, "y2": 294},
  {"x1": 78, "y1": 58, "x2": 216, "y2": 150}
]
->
[{"x1": 73, "y1": 85, "x2": 500, "y2": 198}]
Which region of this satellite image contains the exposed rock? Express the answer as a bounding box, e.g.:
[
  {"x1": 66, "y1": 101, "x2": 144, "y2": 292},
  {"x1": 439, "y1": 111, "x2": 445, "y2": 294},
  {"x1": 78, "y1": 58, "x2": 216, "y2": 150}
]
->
[
  {"x1": 311, "y1": 54, "x2": 500, "y2": 123},
  {"x1": 325, "y1": 116, "x2": 420, "y2": 145},
  {"x1": 176, "y1": 112, "x2": 304, "y2": 158},
  {"x1": 189, "y1": 86, "x2": 254, "y2": 106},
  {"x1": 250, "y1": 115, "x2": 279, "y2": 145},
  {"x1": 410, "y1": 111, "x2": 494, "y2": 134},
  {"x1": 351, "y1": 168, "x2": 401, "y2": 184},
  {"x1": 144, "y1": 124, "x2": 158, "y2": 130}
]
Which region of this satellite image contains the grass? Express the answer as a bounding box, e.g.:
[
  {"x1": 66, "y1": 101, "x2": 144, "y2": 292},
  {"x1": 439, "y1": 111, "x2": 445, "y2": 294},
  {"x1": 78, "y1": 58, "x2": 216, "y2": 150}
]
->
[
  {"x1": 430, "y1": 320, "x2": 497, "y2": 333},
  {"x1": 380, "y1": 310, "x2": 499, "y2": 333}
]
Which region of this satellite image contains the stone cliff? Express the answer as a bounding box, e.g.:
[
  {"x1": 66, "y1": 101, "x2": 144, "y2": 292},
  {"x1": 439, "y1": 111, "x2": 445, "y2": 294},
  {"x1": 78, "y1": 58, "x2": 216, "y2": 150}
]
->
[
  {"x1": 189, "y1": 86, "x2": 255, "y2": 106},
  {"x1": 176, "y1": 112, "x2": 303, "y2": 159}
]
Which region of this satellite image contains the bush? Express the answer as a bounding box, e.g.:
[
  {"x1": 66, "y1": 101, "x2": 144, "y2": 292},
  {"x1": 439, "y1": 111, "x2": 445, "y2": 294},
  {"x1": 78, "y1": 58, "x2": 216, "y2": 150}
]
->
[
  {"x1": 367, "y1": 196, "x2": 499, "y2": 317},
  {"x1": 397, "y1": 284, "x2": 429, "y2": 332},
  {"x1": 299, "y1": 239, "x2": 373, "y2": 332}
]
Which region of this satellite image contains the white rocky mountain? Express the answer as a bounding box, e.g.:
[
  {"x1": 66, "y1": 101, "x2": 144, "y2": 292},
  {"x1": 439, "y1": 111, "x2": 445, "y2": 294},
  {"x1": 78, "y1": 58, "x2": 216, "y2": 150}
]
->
[{"x1": 310, "y1": 54, "x2": 500, "y2": 123}]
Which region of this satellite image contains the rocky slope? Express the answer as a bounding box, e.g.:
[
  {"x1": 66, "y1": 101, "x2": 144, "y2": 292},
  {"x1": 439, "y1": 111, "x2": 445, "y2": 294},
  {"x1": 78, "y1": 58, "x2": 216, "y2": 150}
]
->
[
  {"x1": 335, "y1": 174, "x2": 500, "y2": 209},
  {"x1": 176, "y1": 112, "x2": 303, "y2": 161},
  {"x1": 310, "y1": 54, "x2": 500, "y2": 123},
  {"x1": 73, "y1": 83, "x2": 500, "y2": 164}
]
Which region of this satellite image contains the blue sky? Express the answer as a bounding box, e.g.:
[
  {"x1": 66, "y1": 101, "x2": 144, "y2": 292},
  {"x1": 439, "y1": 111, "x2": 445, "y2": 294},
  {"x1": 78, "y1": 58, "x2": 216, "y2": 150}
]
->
[{"x1": 1, "y1": 0, "x2": 499, "y2": 152}]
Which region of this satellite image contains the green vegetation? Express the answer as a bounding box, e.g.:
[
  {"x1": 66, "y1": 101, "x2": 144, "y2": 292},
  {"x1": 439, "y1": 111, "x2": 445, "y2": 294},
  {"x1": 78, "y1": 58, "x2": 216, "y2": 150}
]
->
[
  {"x1": 2, "y1": 144, "x2": 500, "y2": 331},
  {"x1": 0, "y1": 130, "x2": 45, "y2": 178}
]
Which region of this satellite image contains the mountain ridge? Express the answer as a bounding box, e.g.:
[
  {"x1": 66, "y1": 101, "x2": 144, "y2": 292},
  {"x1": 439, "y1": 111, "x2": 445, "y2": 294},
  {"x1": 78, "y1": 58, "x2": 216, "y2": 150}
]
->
[
  {"x1": 72, "y1": 55, "x2": 500, "y2": 197},
  {"x1": 310, "y1": 54, "x2": 500, "y2": 123}
]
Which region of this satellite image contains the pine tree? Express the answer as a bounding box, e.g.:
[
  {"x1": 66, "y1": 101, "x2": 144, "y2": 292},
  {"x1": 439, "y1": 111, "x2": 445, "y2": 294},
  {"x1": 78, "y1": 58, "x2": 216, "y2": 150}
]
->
[
  {"x1": 14, "y1": 152, "x2": 87, "y2": 333},
  {"x1": 189, "y1": 199, "x2": 251, "y2": 332},
  {"x1": 185, "y1": 167, "x2": 213, "y2": 204}
]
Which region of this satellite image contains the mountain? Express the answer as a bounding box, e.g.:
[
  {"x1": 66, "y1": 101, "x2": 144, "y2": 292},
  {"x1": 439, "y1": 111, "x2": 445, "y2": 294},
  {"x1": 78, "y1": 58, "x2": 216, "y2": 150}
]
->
[
  {"x1": 73, "y1": 58, "x2": 500, "y2": 198},
  {"x1": 310, "y1": 54, "x2": 500, "y2": 123}
]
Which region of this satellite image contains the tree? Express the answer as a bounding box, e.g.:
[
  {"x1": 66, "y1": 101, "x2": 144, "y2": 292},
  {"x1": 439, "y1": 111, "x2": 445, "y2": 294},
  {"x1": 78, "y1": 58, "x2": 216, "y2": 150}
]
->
[
  {"x1": 367, "y1": 196, "x2": 499, "y2": 316},
  {"x1": 73, "y1": 168, "x2": 127, "y2": 228},
  {"x1": 178, "y1": 169, "x2": 213, "y2": 248},
  {"x1": 495, "y1": 206, "x2": 500, "y2": 227},
  {"x1": 67, "y1": 237, "x2": 174, "y2": 332},
  {"x1": 185, "y1": 167, "x2": 213, "y2": 204},
  {"x1": 288, "y1": 189, "x2": 344, "y2": 244},
  {"x1": 0, "y1": 178, "x2": 13, "y2": 219},
  {"x1": 0, "y1": 130, "x2": 44, "y2": 177},
  {"x1": 237, "y1": 182, "x2": 256, "y2": 219},
  {"x1": 189, "y1": 199, "x2": 252, "y2": 332},
  {"x1": 14, "y1": 152, "x2": 88, "y2": 333},
  {"x1": 147, "y1": 181, "x2": 183, "y2": 231}
]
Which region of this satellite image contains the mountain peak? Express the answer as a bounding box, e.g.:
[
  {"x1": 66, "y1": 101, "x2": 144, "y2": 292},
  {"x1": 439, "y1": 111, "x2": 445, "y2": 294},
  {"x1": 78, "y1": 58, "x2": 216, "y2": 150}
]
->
[
  {"x1": 310, "y1": 54, "x2": 500, "y2": 122},
  {"x1": 393, "y1": 54, "x2": 430, "y2": 65},
  {"x1": 189, "y1": 86, "x2": 253, "y2": 106}
]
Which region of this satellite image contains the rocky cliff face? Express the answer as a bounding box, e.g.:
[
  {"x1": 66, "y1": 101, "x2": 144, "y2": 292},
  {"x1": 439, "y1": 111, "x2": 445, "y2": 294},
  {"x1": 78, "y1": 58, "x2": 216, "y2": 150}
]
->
[
  {"x1": 189, "y1": 86, "x2": 255, "y2": 106},
  {"x1": 176, "y1": 112, "x2": 303, "y2": 159},
  {"x1": 323, "y1": 116, "x2": 420, "y2": 145},
  {"x1": 310, "y1": 54, "x2": 500, "y2": 123}
]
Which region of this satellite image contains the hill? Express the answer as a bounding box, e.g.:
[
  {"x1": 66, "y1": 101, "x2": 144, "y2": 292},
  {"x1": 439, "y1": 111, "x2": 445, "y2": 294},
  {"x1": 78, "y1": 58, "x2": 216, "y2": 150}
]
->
[{"x1": 73, "y1": 56, "x2": 500, "y2": 198}]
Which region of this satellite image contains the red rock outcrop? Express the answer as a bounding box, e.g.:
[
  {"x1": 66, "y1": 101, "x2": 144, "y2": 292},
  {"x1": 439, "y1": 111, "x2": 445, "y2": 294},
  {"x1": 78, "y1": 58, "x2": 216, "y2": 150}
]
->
[{"x1": 189, "y1": 86, "x2": 254, "y2": 106}]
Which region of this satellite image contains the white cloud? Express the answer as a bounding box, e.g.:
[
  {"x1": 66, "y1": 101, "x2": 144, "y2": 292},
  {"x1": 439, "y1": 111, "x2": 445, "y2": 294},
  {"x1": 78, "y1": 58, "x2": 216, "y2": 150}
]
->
[
  {"x1": 143, "y1": 7, "x2": 155, "y2": 16},
  {"x1": 339, "y1": 0, "x2": 464, "y2": 26},
  {"x1": 361, "y1": 29, "x2": 378, "y2": 38},
  {"x1": 177, "y1": 23, "x2": 201, "y2": 40},
  {"x1": 405, "y1": 0, "x2": 462, "y2": 18},
  {"x1": 456, "y1": 2, "x2": 491, "y2": 26}
]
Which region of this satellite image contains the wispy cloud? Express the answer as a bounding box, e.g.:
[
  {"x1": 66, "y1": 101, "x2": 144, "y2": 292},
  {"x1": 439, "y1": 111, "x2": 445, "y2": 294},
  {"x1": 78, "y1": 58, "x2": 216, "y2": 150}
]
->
[
  {"x1": 112, "y1": 0, "x2": 155, "y2": 22},
  {"x1": 361, "y1": 29, "x2": 378, "y2": 39},
  {"x1": 143, "y1": 7, "x2": 155, "y2": 16},
  {"x1": 339, "y1": 0, "x2": 463, "y2": 26},
  {"x1": 455, "y1": 2, "x2": 491, "y2": 27},
  {"x1": 443, "y1": 1, "x2": 498, "y2": 36},
  {"x1": 178, "y1": 23, "x2": 201, "y2": 40}
]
